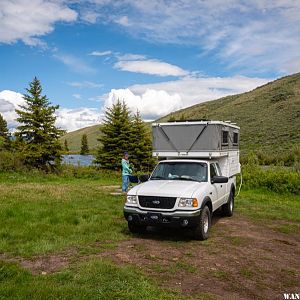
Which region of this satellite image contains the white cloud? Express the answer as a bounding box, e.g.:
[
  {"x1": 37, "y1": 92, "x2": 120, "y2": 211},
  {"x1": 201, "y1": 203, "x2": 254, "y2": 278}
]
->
[
  {"x1": 104, "y1": 75, "x2": 271, "y2": 120},
  {"x1": 0, "y1": 89, "x2": 101, "y2": 132},
  {"x1": 67, "y1": 81, "x2": 103, "y2": 88},
  {"x1": 72, "y1": 94, "x2": 81, "y2": 99},
  {"x1": 88, "y1": 50, "x2": 112, "y2": 56},
  {"x1": 83, "y1": 0, "x2": 300, "y2": 74},
  {"x1": 116, "y1": 53, "x2": 147, "y2": 61},
  {"x1": 114, "y1": 59, "x2": 188, "y2": 77},
  {"x1": 56, "y1": 107, "x2": 100, "y2": 132},
  {"x1": 54, "y1": 54, "x2": 95, "y2": 73},
  {"x1": 115, "y1": 15, "x2": 130, "y2": 26},
  {"x1": 105, "y1": 88, "x2": 182, "y2": 120},
  {"x1": 0, "y1": 90, "x2": 25, "y2": 130},
  {"x1": 0, "y1": 0, "x2": 77, "y2": 45}
]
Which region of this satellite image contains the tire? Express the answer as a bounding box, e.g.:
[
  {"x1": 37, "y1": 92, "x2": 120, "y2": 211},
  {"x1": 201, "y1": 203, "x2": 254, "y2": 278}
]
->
[
  {"x1": 128, "y1": 222, "x2": 147, "y2": 234},
  {"x1": 222, "y1": 190, "x2": 234, "y2": 217},
  {"x1": 193, "y1": 206, "x2": 211, "y2": 240}
]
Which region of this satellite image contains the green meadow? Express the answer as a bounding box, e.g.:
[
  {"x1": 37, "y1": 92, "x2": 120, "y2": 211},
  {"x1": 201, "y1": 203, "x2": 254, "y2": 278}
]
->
[{"x1": 0, "y1": 168, "x2": 299, "y2": 299}]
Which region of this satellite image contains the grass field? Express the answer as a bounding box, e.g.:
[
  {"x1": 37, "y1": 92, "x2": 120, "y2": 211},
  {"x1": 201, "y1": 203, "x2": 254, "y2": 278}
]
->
[{"x1": 0, "y1": 171, "x2": 299, "y2": 299}]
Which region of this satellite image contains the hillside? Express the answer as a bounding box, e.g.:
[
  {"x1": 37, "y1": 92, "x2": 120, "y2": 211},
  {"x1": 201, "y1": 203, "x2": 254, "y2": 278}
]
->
[
  {"x1": 61, "y1": 124, "x2": 102, "y2": 153},
  {"x1": 62, "y1": 73, "x2": 300, "y2": 154}
]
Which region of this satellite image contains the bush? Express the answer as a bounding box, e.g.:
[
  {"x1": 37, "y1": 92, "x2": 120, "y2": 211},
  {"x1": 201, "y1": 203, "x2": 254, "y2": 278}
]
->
[
  {"x1": 241, "y1": 147, "x2": 300, "y2": 167},
  {"x1": 0, "y1": 151, "x2": 25, "y2": 171},
  {"x1": 241, "y1": 164, "x2": 300, "y2": 194}
]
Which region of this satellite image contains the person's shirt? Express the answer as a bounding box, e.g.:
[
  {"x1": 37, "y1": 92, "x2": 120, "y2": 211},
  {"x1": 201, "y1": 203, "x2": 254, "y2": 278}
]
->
[{"x1": 122, "y1": 158, "x2": 132, "y2": 176}]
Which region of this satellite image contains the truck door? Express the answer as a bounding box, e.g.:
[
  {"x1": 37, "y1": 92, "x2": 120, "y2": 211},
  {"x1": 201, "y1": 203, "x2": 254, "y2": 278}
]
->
[
  {"x1": 210, "y1": 163, "x2": 224, "y2": 209},
  {"x1": 215, "y1": 162, "x2": 227, "y2": 205}
]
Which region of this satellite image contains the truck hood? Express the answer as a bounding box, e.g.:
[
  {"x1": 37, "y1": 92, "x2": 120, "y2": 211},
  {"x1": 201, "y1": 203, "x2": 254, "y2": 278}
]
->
[{"x1": 129, "y1": 180, "x2": 204, "y2": 198}]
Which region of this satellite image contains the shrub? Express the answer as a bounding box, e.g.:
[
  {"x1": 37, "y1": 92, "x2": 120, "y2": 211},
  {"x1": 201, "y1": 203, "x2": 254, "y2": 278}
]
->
[
  {"x1": 0, "y1": 151, "x2": 25, "y2": 171},
  {"x1": 241, "y1": 164, "x2": 300, "y2": 194}
]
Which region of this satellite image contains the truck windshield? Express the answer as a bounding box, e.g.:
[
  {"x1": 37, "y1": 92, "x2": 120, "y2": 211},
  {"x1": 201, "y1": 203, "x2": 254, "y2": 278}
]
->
[{"x1": 150, "y1": 162, "x2": 208, "y2": 182}]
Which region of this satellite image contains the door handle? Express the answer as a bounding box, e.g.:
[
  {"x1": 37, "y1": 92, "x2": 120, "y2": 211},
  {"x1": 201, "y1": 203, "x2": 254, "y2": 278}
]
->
[{"x1": 221, "y1": 185, "x2": 223, "y2": 188}]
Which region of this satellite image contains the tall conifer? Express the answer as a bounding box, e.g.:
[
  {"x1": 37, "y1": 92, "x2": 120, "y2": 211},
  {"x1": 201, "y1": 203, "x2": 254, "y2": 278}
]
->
[
  {"x1": 15, "y1": 77, "x2": 64, "y2": 168},
  {"x1": 80, "y1": 134, "x2": 89, "y2": 155},
  {"x1": 129, "y1": 111, "x2": 155, "y2": 172},
  {"x1": 95, "y1": 100, "x2": 131, "y2": 170},
  {"x1": 0, "y1": 113, "x2": 11, "y2": 150}
]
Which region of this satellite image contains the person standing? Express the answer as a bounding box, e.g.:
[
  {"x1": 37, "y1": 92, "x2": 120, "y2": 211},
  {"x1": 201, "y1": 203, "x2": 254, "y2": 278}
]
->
[{"x1": 121, "y1": 152, "x2": 132, "y2": 192}]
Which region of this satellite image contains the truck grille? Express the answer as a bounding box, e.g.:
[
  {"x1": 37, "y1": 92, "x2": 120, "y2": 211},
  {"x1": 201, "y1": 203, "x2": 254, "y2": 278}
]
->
[{"x1": 138, "y1": 196, "x2": 177, "y2": 209}]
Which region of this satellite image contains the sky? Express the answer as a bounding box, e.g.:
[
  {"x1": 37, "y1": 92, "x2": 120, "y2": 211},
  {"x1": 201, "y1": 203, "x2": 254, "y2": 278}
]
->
[{"x1": 0, "y1": 0, "x2": 300, "y2": 132}]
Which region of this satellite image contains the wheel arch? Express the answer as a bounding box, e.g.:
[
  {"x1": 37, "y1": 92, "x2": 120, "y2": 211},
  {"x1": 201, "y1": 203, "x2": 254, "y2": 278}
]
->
[
  {"x1": 201, "y1": 196, "x2": 213, "y2": 214},
  {"x1": 231, "y1": 183, "x2": 236, "y2": 196}
]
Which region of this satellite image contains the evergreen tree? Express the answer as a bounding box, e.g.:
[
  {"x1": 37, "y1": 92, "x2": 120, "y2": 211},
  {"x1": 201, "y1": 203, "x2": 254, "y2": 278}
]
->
[
  {"x1": 95, "y1": 100, "x2": 131, "y2": 170},
  {"x1": 129, "y1": 111, "x2": 155, "y2": 172},
  {"x1": 64, "y1": 139, "x2": 69, "y2": 153},
  {"x1": 15, "y1": 77, "x2": 64, "y2": 168},
  {"x1": 80, "y1": 134, "x2": 89, "y2": 155},
  {"x1": 0, "y1": 113, "x2": 11, "y2": 150}
]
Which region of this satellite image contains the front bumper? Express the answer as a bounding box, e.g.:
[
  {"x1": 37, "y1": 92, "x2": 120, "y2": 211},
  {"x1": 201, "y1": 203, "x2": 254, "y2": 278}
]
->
[{"x1": 124, "y1": 206, "x2": 201, "y2": 228}]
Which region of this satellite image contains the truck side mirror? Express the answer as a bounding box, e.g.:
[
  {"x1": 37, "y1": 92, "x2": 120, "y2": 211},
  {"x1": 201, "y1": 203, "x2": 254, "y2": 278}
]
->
[
  {"x1": 139, "y1": 174, "x2": 150, "y2": 183},
  {"x1": 211, "y1": 176, "x2": 228, "y2": 184}
]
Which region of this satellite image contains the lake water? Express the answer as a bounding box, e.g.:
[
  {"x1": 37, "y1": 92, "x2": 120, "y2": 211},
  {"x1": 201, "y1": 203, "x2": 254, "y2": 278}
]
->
[{"x1": 62, "y1": 155, "x2": 96, "y2": 166}]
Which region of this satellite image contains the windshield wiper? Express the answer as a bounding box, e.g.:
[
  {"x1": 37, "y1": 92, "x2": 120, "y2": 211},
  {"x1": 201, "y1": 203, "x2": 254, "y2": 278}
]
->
[
  {"x1": 175, "y1": 177, "x2": 201, "y2": 182},
  {"x1": 150, "y1": 176, "x2": 166, "y2": 180}
]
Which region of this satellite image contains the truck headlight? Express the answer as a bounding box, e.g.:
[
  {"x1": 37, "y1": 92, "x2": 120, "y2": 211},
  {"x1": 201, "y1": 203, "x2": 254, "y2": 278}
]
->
[
  {"x1": 178, "y1": 198, "x2": 198, "y2": 207},
  {"x1": 126, "y1": 195, "x2": 137, "y2": 204}
]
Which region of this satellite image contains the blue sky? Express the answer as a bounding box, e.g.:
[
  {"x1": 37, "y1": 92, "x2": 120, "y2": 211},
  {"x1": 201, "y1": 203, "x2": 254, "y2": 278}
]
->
[{"x1": 1, "y1": 0, "x2": 300, "y2": 131}]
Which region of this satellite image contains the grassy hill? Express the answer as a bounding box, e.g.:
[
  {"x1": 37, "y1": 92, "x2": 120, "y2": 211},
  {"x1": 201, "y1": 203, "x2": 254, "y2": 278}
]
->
[
  {"x1": 61, "y1": 124, "x2": 102, "y2": 153},
  {"x1": 62, "y1": 73, "x2": 300, "y2": 155}
]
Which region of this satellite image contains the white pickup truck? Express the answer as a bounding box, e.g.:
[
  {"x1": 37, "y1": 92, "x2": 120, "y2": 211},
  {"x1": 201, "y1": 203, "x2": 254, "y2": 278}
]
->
[{"x1": 124, "y1": 121, "x2": 240, "y2": 240}]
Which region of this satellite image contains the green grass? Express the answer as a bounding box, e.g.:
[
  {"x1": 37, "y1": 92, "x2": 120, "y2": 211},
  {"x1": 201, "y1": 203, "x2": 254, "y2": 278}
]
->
[
  {"x1": 236, "y1": 189, "x2": 300, "y2": 233},
  {"x1": 0, "y1": 259, "x2": 184, "y2": 300},
  {"x1": 0, "y1": 170, "x2": 299, "y2": 299},
  {"x1": 0, "y1": 171, "x2": 123, "y2": 257}
]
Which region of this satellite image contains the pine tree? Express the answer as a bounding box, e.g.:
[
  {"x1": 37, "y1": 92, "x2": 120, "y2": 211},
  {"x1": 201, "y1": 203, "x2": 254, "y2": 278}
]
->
[
  {"x1": 80, "y1": 134, "x2": 89, "y2": 155},
  {"x1": 95, "y1": 100, "x2": 132, "y2": 170},
  {"x1": 15, "y1": 77, "x2": 64, "y2": 168},
  {"x1": 64, "y1": 139, "x2": 69, "y2": 153},
  {"x1": 0, "y1": 113, "x2": 11, "y2": 150},
  {"x1": 129, "y1": 111, "x2": 155, "y2": 172}
]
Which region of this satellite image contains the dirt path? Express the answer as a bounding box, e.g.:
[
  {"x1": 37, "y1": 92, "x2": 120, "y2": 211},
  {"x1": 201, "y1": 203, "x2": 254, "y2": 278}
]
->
[{"x1": 1, "y1": 215, "x2": 299, "y2": 300}]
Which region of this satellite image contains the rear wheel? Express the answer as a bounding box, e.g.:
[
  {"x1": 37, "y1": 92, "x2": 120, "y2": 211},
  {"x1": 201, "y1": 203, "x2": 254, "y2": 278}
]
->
[
  {"x1": 193, "y1": 206, "x2": 211, "y2": 240},
  {"x1": 128, "y1": 223, "x2": 147, "y2": 234},
  {"x1": 222, "y1": 190, "x2": 234, "y2": 217}
]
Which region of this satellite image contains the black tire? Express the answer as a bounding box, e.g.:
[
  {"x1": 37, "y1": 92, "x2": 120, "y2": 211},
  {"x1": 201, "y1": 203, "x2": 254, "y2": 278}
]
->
[
  {"x1": 128, "y1": 223, "x2": 147, "y2": 234},
  {"x1": 193, "y1": 206, "x2": 211, "y2": 240},
  {"x1": 222, "y1": 190, "x2": 234, "y2": 217}
]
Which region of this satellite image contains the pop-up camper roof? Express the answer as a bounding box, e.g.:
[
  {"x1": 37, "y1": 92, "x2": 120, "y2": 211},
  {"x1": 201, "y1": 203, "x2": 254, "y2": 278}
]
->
[{"x1": 152, "y1": 120, "x2": 240, "y2": 158}]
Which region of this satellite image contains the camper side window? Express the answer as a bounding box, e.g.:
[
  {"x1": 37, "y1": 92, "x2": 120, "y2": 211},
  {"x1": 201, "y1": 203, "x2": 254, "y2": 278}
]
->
[
  {"x1": 222, "y1": 130, "x2": 229, "y2": 145},
  {"x1": 233, "y1": 132, "x2": 239, "y2": 145}
]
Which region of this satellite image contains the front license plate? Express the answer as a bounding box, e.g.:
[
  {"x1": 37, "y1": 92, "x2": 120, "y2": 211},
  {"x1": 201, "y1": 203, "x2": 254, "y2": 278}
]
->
[{"x1": 147, "y1": 213, "x2": 161, "y2": 222}]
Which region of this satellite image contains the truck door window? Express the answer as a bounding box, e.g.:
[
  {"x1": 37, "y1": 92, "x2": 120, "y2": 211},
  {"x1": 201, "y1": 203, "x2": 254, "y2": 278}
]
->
[
  {"x1": 215, "y1": 163, "x2": 222, "y2": 176},
  {"x1": 210, "y1": 163, "x2": 217, "y2": 180}
]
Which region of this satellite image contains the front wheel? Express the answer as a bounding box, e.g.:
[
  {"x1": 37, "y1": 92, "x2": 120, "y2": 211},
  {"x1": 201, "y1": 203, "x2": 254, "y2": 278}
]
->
[
  {"x1": 222, "y1": 190, "x2": 234, "y2": 217},
  {"x1": 193, "y1": 206, "x2": 211, "y2": 240},
  {"x1": 128, "y1": 223, "x2": 147, "y2": 234}
]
